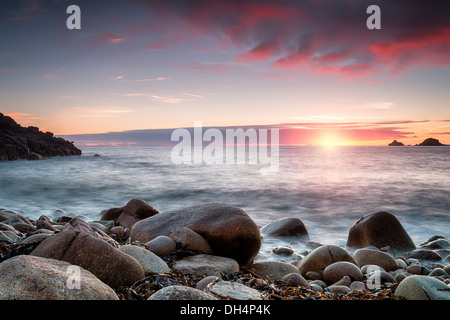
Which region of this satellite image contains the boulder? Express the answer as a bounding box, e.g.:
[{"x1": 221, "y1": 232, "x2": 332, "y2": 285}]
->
[
  {"x1": 323, "y1": 261, "x2": 363, "y2": 284},
  {"x1": 298, "y1": 245, "x2": 357, "y2": 277},
  {"x1": 148, "y1": 285, "x2": 217, "y2": 300},
  {"x1": 172, "y1": 254, "x2": 239, "y2": 276},
  {"x1": 168, "y1": 227, "x2": 213, "y2": 254},
  {"x1": 260, "y1": 217, "x2": 309, "y2": 238},
  {"x1": 0, "y1": 255, "x2": 118, "y2": 300},
  {"x1": 347, "y1": 211, "x2": 416, "y2": 252},
  {"x1": 353, "y1": 248, "x2": 399, "y2": 272},
  {"x1": 251, "y1": 260, "x2": 301, "y2": 281},
  {"x1": 101, "y1": 198, "x2": 159, "y2": 229},
  {"x1": 395, "y1": 275, "x2": 450, "y2": 300},
  {"x1": 118, "y1": 244, "x2": 171, "y2": 274},
  {"x1": 130, "y1": 203, "x2": 261, "y2": 265},
  {"x1": 30, "y1": 230, "x2": 145, "y2": 289}
]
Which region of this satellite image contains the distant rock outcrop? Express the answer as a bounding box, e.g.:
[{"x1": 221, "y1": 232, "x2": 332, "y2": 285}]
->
[
  {"x1": 0, "y1": 112, "x2": 81, "y2": 161},
  {"x1": 416, "y1": 138, "x2": 447, "y2": 146},
  {"x1": 388, "y1": 140, "x2": 404, "y2": 146}
]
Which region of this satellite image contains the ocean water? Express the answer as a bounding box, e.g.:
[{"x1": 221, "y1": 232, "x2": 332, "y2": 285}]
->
[{"x1": 1, "y1": 146, "x2": 449, "y2": 260}]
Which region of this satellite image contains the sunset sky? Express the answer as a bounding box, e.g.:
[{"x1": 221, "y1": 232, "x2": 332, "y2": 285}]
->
[{"x1": 1, "y1": 0, "x2": 449, "y2": 146}]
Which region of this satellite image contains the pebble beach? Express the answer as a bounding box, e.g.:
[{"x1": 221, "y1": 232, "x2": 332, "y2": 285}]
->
[{"x1": 1, "y1": 199, "x2": 449, "y2": 301}]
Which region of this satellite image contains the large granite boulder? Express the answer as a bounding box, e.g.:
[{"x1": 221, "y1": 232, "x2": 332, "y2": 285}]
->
[
  {"x1": 130, "y1": 203, "x2": 261, "y2": 265},
  {"x1": 0, "y1": 255, "x2": 118, "y2": 300},
  {"x1": 0, "y1": 112, "x2": 81, "y2": 161},
  {"x1": 101, "y1": 198, "x2": 159, "y2": 229},
  {"x1": 31, "y1": 230, "x2": 145, "y2": 289},
  {"x1": 347, "y1": 211, "x2": 416, "y2": 252}
]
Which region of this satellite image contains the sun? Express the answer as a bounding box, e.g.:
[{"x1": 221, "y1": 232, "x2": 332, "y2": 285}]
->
[{"x1": 317, "y1": 133, "x2": 347, "y2": 148}]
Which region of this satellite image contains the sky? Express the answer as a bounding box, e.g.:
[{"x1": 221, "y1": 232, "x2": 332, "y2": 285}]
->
[{"x1": 1, "y1": 0, "x2": 450, "y2": 146}]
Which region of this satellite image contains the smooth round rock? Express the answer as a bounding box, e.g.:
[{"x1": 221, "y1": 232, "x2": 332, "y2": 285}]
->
[
  {"x1": 347, "y1": 211, "x2": 416, "y2": 252},
  {"x1": 205, "y1": 281, "x2": 262, "y2": 300},
  {"x1": 281, "y1": 273, "x2": 311, "y2": 288},
  {"x1": 298, "y1": 245, "x2": 357, "y2": 276},
  {"x1": 118, "y1": 244, "x2": 171, "y2": 274},
  {"x1": 145, "y1": 235, "x2": 176, "y2": 256},
  {"x1": 251, "y1": 260, "x2": 301, "y2": 281},
  {"x1": 353, "y1": 248, "x2": 399, "y2": 271},
  {"x1": 172, "y1": 254, "x2": 239, "y2": 276},
  {"x1": 395, "y1": 275, "x2": 450, "y2": 300},
  {"x1": 323, "y1": 261, "x2": 363, "y2": 284},
  {"x1": 148, "y1": 285, "x2": 217, "y2": 300}
]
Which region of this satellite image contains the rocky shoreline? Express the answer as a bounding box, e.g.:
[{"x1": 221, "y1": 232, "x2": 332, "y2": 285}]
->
[
  {"x1": 0, "y1": 200, "x2": 449, "y2": 300},
  {"x1": 0, "y1": 113, "x2": 81, "y2": 161}
]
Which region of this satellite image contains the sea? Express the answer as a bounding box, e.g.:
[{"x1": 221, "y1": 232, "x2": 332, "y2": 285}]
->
[{"x1": 1, "y1": 145, "x2": 449, "y2": 261}]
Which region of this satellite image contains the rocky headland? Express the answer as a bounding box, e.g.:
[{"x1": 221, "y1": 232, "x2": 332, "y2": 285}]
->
[
  {"x1": 1, "y1": 200, "x2": 449, "y2": 301},
  {"x1": 0, "y1": 112, "x2": 81, "y2": 161},
  {"x1": 388, "y1": 138, "x2": 448, "y2": 147}
]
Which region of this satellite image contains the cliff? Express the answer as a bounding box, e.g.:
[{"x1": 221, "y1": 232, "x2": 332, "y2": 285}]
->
[{"x1": 0, "y1": 112, "x2": 81, "y2": 161}]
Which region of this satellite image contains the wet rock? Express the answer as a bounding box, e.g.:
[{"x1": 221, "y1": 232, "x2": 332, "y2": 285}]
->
[
  {"x1": 30, "y1": 230, "x2": 145, "y2": 289},
  {"x1": 419, "y1": 235, "x2": 450, "y2": 250},
  {"x1": 281, "y1": 273, "x2": 311, "y2": 288},
  {"x1": 36, "y1": 216, "x2": 58, "y2": 232},
  {"x1": 20, "y1": 233, "x2": 53, "y2": 244},
  {"x1": 260, "y1": 217, "x2": 308, "y2": 238},
  {"x1": 109, "y1": 226, "x2": 130, "y2": 241},
  {"x1": 205, "y1": 280, "x2": 262, "y2": 300},
  {"x1": 196, "y1": 276, "x2": 222, "y2": 291},
  {"x1": 323, "y1": 261, "x2": 363, "y2": 284},
  {"x1": 101, "y1": 198, "x2": 159, "y2": 230},
  {"x1": 62, "y1": 217, "x2": 108, "y2": 238},
  {"x1": 148, "y1": 285, "x2": 218, "y2": 300},
  {"x1": 0, "y1": 255, "x2": 118, "y2": 300},
  {"x1": 327, "y1": 285, "x2": 351, "y2": 294},
  {"x1": 145, "y1": 235, "x2": 176, "y2": 256},
  {"x1": 131, "y1": 203, "x2": 261, "y2": 265},
  {"x1": 353, "y1": 248, "x2": 399, "y2": 272},
  {"x1": 429, "y1": 268, "x2": 448, "y2": 277},
  {"x1": 347, "y1": 211, "x2": 416, "y2": 252},
  {"x1": 298, "y1": 245, "x2": 357, "y2": 277},
  {"x1": 406, "y1": 264, "x2": 430, "y2": 275},
  {"x1": 118, "y1": 244, "x2": 170, "y2": 274},
  {"x1": 349, "y1": 281, "x2": 367, "y2": 292},
  {"x1": 305, "y1": 271, "x2": 323, "y2": 280},
  {"x1": 395, "y1": 275, "x2": 450, "y2": 300},
  {"x1": 168, "y1": 227, "x2": 213, "y2": 254},
  {"x1": 407, "y1": 249, "x2": 442, "y2": 261},
  {"x1": 0, "y1": 209, "x2": 32, "y2": 226},
  {"x1": 272, "y1": 245, "x2": 295, "y2": 255},
  {"x1": 172, "y1": 254, "x2": 239, "y2": 276},
  {"x1": 252, "y1": 260, "x2": 301, "y2": 281}
]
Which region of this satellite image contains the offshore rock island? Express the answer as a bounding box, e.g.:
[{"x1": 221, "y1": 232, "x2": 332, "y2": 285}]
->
[
  {"x1": 388, "y1": 138, "x2": 448, "y2": 147},
  {"x1": 0, "y1": 112, "x2": 81, "y2": 161}
]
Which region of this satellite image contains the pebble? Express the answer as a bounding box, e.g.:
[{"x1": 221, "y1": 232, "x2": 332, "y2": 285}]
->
[
  {"x1": 408, "y1": 249, "x2": 442, "y2": 261},
  {"x1": 272, "y1": 245, "x2": 295, "y2": 255},
  {"x1": 205, "y1": 281, "x2": 263, "y2": 300},
  {"x1": 252, "y1": 260, "x2": 301, "y2": 281},
  {"x1": 326, "y1": 285, "x2": 351, "y2": 295}
]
